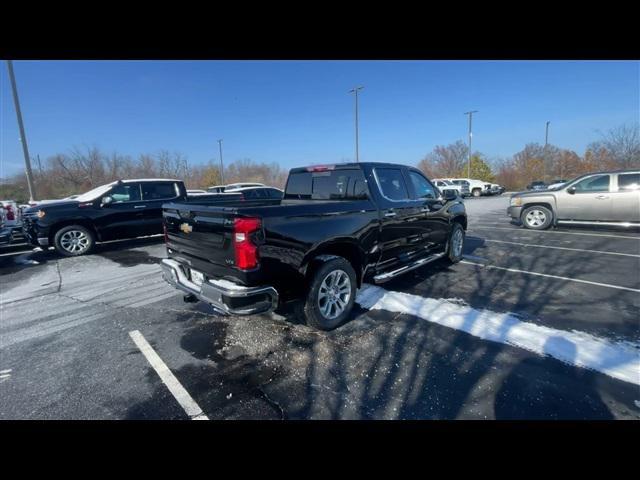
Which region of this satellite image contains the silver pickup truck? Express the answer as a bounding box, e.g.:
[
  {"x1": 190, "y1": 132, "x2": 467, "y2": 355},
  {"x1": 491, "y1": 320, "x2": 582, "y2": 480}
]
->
[{"x1": 508, "y1": 169, "x2": 640, "y2": 230}]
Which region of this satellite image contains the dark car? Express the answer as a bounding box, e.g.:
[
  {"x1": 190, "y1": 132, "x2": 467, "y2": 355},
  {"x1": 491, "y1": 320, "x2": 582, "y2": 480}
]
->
[
  {"x1": 160, "y1": 162, "x2": 467, "y2": 330},
  {"x1": 21, "y1": 179, "x2": 243, "y2": 256},
  {"x1": 230, "y1": 186, "x2": 283, "y2": 200},
  {"x1": 526, "y1": 181, "x2": 547, "y2": 191}
]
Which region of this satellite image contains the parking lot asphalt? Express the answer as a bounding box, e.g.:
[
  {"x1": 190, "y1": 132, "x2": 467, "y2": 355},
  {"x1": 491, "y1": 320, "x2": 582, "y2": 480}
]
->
[{"x1": 1, "y1": 195, "x2": 639, "y2": 420}]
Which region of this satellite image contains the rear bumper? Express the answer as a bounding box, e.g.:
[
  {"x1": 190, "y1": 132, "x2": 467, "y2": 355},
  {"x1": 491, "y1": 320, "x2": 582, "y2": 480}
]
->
[{"x1": 160, "y1": 258, "x2": 278, "y2": 315}]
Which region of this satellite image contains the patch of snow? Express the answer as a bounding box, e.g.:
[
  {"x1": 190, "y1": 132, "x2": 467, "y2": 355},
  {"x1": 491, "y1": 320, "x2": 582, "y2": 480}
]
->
[{"x1": 356, "y1": 284, "x2": 640, "y2": 386}]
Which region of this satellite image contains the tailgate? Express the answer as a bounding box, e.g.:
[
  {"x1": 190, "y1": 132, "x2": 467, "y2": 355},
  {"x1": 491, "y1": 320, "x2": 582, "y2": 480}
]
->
[{"x1": 163, "y1": 203, "x2": 239, "y2": 271}]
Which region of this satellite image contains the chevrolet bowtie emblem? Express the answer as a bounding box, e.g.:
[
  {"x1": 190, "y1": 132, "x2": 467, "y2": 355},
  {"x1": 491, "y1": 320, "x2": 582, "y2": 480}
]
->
[{"x1": 179, "y1": 223, "x2": 193, "y2": 234}]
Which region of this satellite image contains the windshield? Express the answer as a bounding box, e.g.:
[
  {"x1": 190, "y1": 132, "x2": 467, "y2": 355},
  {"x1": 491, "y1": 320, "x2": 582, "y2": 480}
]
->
[{"x1": 75, "y1": 182, "x2": 116, "y2": 202}]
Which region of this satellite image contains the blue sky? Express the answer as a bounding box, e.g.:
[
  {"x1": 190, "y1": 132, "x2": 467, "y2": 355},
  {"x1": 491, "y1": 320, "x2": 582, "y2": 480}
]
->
[{"x1": 1, "y1": 60, "x2": 638, "y2": 177}]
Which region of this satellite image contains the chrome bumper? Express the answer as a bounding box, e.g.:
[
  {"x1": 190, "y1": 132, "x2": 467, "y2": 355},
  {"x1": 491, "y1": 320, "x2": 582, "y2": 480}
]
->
[{"x1": 160, "y1": 258, "x2": 278, "y2": 315}]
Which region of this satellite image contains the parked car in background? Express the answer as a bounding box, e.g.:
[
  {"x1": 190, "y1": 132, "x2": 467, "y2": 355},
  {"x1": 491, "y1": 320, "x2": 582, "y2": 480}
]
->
[
  {"x1": 0, "y1": 200, "x2": 23, "y2": 236},
  {"x1": 526, "y1": 181, "x2": 547, "y2": 191},
  {"x1": 489, "y1": 183, "x2": 506, "y2": 195},
  {"x1": 187, "y1": 189, "x2": 207, "y2": 194},
  {"x1": 160, "y1": 162, "x2": 466, "y2": 330},
  {"x1": 207, "y1": 182, "x2": 265, "y2": 193},
  {"x1": 546, "y1": 179, "x2": 568, "y2": 189},
  {"x1": 229, "y1": 186, "x2": 284, "y2": 200},
  {"x1": 0, "y1": 206, "x2": 12, "y2": 246},
  {"x1": 22, "y1": 178, "x2": 245, "y2": 257},
  {"x1": 433, "y1": 179, "x2": 465, "y2": 197},
  {"x1": 509, "y1": 170, "x2": 640, "y2": 230},
  {"x1": 225, "y1": 182, "x2": 265, "y2": 191},
  {"x1": 445, "y1": 178, "x2": 491, "y2": 197}
]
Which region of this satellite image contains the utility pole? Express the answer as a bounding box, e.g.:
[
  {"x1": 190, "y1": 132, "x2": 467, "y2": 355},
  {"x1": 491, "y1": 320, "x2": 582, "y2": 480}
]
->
[
  {"x1": 6, "y1": 60, "x2": 37, "y2": 201},
  {"x1": 349, "y1": 86, "x2": 364, "y2": 162},
  {"x1": 544, "y1": 121, "x2": 550, "y2": 182},
  {"x1": 464, "y1": 110, "x2": 478, "y2": 178},
  {"x1": 218, "y1": 139, "x2": 225, "y2": 184}
]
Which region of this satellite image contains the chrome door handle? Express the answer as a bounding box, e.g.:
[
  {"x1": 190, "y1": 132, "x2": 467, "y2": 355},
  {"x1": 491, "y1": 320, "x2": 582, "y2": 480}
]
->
[
  {"x1": 595, "y1": 195, "x2": 609, "y2": 200},
  {"x1": 134, "y1": 205, "x2": 147, "y2": 208},
  {"x1": 384, "y1": 211, "x2": 397, "y2": 218},
  {"x1": 420, "y1": 207, "x2": 430, "y2": 212}
]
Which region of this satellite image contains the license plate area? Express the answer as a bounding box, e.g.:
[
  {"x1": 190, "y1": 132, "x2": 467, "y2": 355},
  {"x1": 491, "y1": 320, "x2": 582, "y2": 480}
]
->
[{"x1": 188, "y1": 268, "x2": 205, "y2": 286}]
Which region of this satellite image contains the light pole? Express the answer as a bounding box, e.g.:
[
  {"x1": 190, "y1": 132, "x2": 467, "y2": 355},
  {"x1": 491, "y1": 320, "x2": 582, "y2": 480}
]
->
[
  {"x1": 6, "y1": 60, "x2": 37, "y2": 201},
  {"x1": 464, "y1": 110, "x2": 478, "y2": 178},
  {"x1": 349, "y1": 86, "x2": 364, "y2": 162},
  {"x1": 218, "y1": 139, "x2": 224, "y2": 184},
  {"x1": 544, "y1": 121, "x2": 550, "y2": 182}
]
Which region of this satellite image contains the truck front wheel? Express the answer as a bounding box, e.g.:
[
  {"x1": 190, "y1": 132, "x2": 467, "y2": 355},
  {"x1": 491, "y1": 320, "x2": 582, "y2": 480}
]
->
[
  {"x1": 447, "y1": 223, "x2": 465, "y2": 263},
  {"x1": 472, "y1": 188, "x2": 481, "y2": 197},
  {"x1": 53, "y1": 225, "x2": 95, "y2": 256},
  {"x1": 303, "y1": 257, "x2": 357, "y2": 330}
]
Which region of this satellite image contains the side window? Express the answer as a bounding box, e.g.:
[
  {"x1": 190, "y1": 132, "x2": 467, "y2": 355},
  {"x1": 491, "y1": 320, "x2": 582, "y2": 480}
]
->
[
  {"x1": 243, "y1": 190, "x2": 258, "y2": 200},
  {"x1": 375, "y1": 168, "x2": 409, "y2": 201},
  {"x1": 141, "y1": 182, "x2": 179, "y2": 200},
  {"x1": 268, "y1": 189, "x2": 283, "y2": 199},
  {"x1": 109, "y1": 183, "x2": 141, "y2": 202},
  {"x1": 618, "y1": 173, "x2": 640, "y2": 191},
  {"x1": 573, "y1": 175, "x2": 611, "y2": 193},
  {"x1": 408, "y1": 171, "x2": 437, "y2": 200}
]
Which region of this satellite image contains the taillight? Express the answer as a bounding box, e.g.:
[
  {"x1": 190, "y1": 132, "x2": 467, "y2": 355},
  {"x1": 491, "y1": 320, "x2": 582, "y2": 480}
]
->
[
  {"x1": 233, "y1": 217, "x2": 261, "y2": 270},
  {"x1": 5, "y1": 205, "x2": 15, "y2": 221}
]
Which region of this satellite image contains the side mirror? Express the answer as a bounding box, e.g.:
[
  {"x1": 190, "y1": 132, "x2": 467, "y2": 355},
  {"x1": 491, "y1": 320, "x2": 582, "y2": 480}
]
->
[
  {"x1": 101, "y1": 196, "x2": 113, "y2": 206},
  {"x1": 442, "y1": 189, "x2": 458, "y2": 201},
  {"x1": 567, "y1": 186, "x2": 576, "y2": 195}
]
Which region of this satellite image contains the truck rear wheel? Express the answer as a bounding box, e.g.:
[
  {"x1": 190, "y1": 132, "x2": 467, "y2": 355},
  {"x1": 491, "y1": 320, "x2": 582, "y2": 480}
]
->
[
  {"x1": 53, "y1": 225, "x2": 95, "y2": 256},
  {"x1": 303, "y1": 257, "x2": 357, "y2": 330}
]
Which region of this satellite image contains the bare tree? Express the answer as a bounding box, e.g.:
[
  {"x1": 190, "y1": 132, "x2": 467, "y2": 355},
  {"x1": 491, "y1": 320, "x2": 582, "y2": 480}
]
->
[
  {"x1": 418, "y1": 141, "x2": 469, "y2": 178},
  {"x1": 588, "y1": 123, "x2": 640, "y2": 169}
]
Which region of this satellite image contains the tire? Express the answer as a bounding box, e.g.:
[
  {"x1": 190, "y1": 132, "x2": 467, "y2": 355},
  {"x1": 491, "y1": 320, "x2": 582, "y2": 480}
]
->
[
  {"x1": 53, "y1": 225, "x2": 95, "y2": 256},
  {"x1": 521, "y1": 205, "x2": 553, "y2": 230},
  {"x1": 447, "y1": 222, "x2": 465, "y2": 263},
  {"x1": 303, "y1": 257, "x2": 357, "y2": 331},
  {"x1": 472, "y1": 189, "x2": 481, "y2": 198}
]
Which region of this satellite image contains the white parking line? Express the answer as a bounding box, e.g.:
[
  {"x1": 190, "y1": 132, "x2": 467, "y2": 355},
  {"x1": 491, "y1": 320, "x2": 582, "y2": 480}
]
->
[
  {"x1": 356, "y1": 285, "x2": 640, "y2": 386},
  {"x1": 128, "y1": 330, "x2": 208, "y2": 420},
  {"x1": 470, "y1": 226, "x2": 640, "y2": 240},
  {"x1": 460, "y1": 260, "x2": 640, "y2": 293},
  {"x1": 480, "y1": 239, "x2": 640, "y2": 258}
]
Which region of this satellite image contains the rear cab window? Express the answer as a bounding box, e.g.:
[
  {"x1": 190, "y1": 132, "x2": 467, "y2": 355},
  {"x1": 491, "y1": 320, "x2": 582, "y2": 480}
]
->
[
  {"x1": 373, "y1": 168, "x2": 410, "y2": 201},
  {"x1": 141, "y1": 182, "x2": 180, "y2": 200},
  {"x1": 617, "y1": 173, "x2": 640, "y2": 191},
  {"x1": 285, "y1": 168, "x2": 369, "y2": 200}
]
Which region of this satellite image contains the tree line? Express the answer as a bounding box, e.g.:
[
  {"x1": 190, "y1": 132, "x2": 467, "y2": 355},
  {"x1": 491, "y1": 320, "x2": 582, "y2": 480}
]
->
[
  {"x1": 1, "y1": 123, "x2": 638, "y2": 203},
  {"x1": 0, "y1": 149, "x2": 289, "y2": 203},
  {"x1": 417, "y1": 123, "x2": 639, "y2": 190}
]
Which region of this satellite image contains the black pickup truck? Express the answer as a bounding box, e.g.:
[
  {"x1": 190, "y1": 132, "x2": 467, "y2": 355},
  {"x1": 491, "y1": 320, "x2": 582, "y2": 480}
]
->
[
  {"x1": 161, "y1": 162, "x2": 467, "y2": 330},
  {"x1": 22, "y1": 179, "x2": 242, "y2": 256}
]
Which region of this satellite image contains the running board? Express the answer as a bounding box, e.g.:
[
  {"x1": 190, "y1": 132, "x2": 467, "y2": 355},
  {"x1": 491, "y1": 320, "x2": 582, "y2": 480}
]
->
[
  {"x1": 373, "y1": 252, "x2": 446, "y2": 283},
  {"x1": 557, "y1": 220, "x2": 640, "y2": 228}
]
